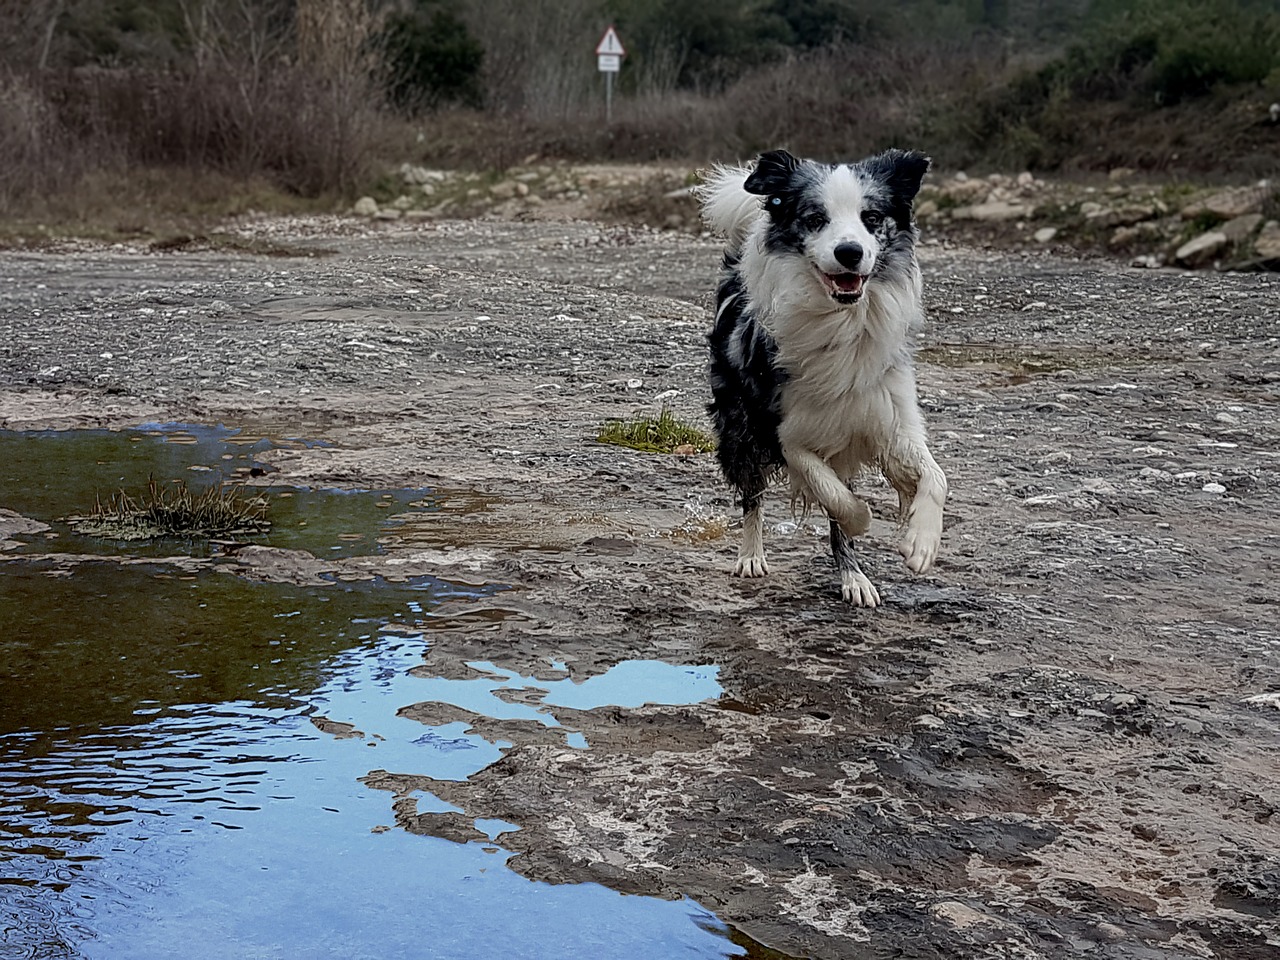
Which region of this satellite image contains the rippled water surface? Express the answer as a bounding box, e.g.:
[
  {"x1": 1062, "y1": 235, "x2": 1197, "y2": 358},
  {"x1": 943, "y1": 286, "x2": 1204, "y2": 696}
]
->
[{"x1": 0, "y1": 428, "x2": 756, "y2": 960}]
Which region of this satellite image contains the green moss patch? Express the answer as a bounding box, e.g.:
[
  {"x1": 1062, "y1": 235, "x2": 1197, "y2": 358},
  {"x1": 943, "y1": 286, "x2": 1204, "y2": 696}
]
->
[{"x1": 596, "y1": 408, "x2": 715, "y2": 455}]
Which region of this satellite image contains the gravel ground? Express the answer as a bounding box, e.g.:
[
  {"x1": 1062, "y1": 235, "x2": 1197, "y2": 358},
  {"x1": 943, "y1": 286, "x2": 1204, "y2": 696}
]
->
[{"x1": 2, "y1": 214, "x2": 1279, "y2": 959}]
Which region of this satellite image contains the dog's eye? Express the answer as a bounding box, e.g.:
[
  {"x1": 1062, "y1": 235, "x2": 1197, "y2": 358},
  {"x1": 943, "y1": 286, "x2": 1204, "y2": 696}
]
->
[
  {"x1": 862, "y1": 210, "x2": 886, "y2": 229},
  {"x1": 802, "y1": 213, "x2": 828, "y2": 231}
]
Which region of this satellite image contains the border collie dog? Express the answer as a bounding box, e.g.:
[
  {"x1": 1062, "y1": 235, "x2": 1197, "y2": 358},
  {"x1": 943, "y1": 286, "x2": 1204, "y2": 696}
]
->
[{"x1": 700, "y1": 148, "x2": 947, "y2": 607}]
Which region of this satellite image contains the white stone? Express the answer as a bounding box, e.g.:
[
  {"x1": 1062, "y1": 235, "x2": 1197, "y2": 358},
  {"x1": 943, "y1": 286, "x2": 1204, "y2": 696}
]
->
[
  {"x1": 1033, "y1": 227, "x2": 1057, "y2": 243},
  {"x1": 1174, "y1": 231, "x2": 1228, "y2": 267},
  {"x1": 352, "y1": 196, "x2": 378, "y2": 216}
]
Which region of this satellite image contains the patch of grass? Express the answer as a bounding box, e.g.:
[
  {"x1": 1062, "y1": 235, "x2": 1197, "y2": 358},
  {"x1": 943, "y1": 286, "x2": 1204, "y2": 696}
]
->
[
  {"x1": 71, "y1": 477, "x2": 269, "y2": 541},
  {"x1": 596, "y1": 407, "x2": 715, "y2": 454}
]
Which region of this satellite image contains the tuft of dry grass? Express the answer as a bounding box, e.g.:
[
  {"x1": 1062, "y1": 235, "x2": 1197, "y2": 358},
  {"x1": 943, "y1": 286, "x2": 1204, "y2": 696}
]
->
[{"x1": 71, "y1": 478, "x2": 270, "y2": 542}]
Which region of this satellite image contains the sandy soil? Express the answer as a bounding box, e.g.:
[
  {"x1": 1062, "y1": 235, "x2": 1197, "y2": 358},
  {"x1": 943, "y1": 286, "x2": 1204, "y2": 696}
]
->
[{"x1": 2, "y1": 214, "x2": 1278, "y2": 958}]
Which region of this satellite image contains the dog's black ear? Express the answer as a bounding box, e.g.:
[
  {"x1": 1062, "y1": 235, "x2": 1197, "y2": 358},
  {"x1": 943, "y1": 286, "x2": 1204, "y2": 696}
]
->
[
  {"x1": 863, "y1": 149, "x2": 931, "y2": 205},
  {"x1": 744, "y1": 150, "x2": 801, "y2": 196}
]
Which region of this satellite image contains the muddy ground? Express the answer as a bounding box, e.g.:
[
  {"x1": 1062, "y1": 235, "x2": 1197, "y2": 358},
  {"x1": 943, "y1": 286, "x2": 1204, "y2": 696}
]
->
[{"x1": 2, "y1": 214, "x2": 1279, "y2": 959}]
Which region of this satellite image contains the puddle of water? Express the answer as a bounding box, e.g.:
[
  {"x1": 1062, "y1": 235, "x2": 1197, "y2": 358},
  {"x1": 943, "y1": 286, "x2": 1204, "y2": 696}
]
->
[
  {"x1": 0, "y1": 560, "x2": 754, "y2": 959},
  {"x1": 0, "y1": 426, "x2": 490, "y2": 559},
  {"x1": 403, "y1": 659, "x2": 722, "y2": 745}
]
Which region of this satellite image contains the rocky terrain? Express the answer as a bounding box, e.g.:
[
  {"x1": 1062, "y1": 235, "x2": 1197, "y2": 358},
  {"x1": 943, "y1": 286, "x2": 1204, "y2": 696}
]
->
[
  {"x1": 342, "y1": 160, "x2": 1280, "y2": 275},
  {"x1": 1, "y1": 209, "x2": 1278, "y2": 959}
]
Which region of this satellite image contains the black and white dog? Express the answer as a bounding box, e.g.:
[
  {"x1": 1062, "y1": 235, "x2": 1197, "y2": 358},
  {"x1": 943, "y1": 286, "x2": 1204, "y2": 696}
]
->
[{"x1": 700, "y1": 148, "x2": 946, "y2": 607}]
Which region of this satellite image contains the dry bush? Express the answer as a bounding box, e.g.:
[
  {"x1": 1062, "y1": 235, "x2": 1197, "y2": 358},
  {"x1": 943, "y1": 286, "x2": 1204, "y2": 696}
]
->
[
  {"x1": 411, "y1": 37, "x2": 1009, "y2": 168},
  {"x1": 0, "y1": 72, "x2": 104, "y2": 213},
  {"x1": 460, "y1": 0, "x2": 604, "y2": 119},
  {"x1": 0, "y1": 0, "x2": 394, "y2": 219}
]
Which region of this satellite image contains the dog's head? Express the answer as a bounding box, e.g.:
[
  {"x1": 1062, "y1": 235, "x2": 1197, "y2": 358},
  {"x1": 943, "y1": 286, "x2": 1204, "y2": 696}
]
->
[{"x1": 744, "y1": 148, "x2": 930, "y2": 306}]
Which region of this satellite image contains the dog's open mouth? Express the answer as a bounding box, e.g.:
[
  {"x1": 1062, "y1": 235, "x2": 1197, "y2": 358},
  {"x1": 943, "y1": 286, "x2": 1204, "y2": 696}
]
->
[{"x1": 819, "y1": 270, "x2": 867, "y2": 304}]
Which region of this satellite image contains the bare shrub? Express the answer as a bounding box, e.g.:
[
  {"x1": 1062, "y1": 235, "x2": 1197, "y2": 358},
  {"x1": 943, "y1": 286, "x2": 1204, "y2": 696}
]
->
[
  {"x1": 0, "y1": 72, "x2": 96, "y2": 213},
  {"x1": 461, "y1": 0, "x2": 605, "y2": 119},
  {"x1": 0, "y1": 0, "x2": 392, "y2": 219},
  {"x1": 411, "y1": 37, "x2": 1009, "y2": 169}
]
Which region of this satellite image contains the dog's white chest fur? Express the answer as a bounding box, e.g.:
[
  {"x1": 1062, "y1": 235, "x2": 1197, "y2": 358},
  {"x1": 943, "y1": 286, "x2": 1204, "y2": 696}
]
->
[{"x1": 745, "y1": 245, "x2": 923, "y2": 478}]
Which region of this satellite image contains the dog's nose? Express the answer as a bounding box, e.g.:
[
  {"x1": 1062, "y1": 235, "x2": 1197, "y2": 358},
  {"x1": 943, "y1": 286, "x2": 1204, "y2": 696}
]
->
[{"x1": 833, "y1": 242, "x2": 864, "y2": 271}]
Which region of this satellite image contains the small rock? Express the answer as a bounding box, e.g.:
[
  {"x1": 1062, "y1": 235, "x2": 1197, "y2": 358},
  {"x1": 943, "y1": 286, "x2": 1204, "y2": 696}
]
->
[
  {"x1": 672, "y1": 444, "x2": 697, "y2": 455},
  {"x1": 1220, "y1": 213, "x2": 1263, "y2": 244},
  {"x1": 373, "y1": 208, "x2": 402, "y2": 221},
  {"x1": 1016, "y1": 171, "x2": 1035, "y2": 187},
  {"x1": 1254, "y1": 220, "x2": 1280, "y2": 259},
  {"x1": 943, "y1": 178, "x2": 989, "y2": 202},
  {"x1": 1174, "y1": 231, "x2": 1228, "y2": 267},
  {"x1": 1108, "y1": 167, "x2": 1136, "y2": 181},
  {"x1": 1109, "y1": 225, "x2": 1142, "y2": 250},
  {"x1": 1033, "y1": 226, "x2": 1057, "y2": 243},
  {"x1": 915, "y1": 199, "x2": 939, "y2": 219},
  {"x1": 1181, "y1": 187, "x2": 1268, "y2": 220},
  {"x1": 1090, "y1": 204, "x2": 1158, "y2": 228},
  {"x1": 1079, "y1": 201, "x2": 1104, "y2": 217},
  {"x1": 515, "y1": 181, "x2": 530, "y2": 197},
  {"x1": 952, "y1": 200, "x2": 1030, "y2": 222},
  {"x1": 1202, "y1": 482, "x2": 1226, "y2": 494},
  {"x1": 352, "y1": 196, "x2": 378, "y2": 216},
  {"x1": 1081, "y1": 478, "x2": 1117, "y2": 495}
]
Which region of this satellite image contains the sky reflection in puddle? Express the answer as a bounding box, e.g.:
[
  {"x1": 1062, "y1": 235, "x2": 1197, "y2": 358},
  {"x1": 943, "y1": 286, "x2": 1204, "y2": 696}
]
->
[{"x1": 0, "y1": 562, "x2": 741, "y2": 960}]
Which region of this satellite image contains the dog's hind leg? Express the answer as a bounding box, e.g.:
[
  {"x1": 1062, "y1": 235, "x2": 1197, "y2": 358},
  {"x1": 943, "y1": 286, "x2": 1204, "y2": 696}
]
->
[
  {"x1": 830, "y1": 519, "x2": 879, "y2": 607},
  {"x1": 733, "y1": 483, "x2": 768, "y2": 577}
]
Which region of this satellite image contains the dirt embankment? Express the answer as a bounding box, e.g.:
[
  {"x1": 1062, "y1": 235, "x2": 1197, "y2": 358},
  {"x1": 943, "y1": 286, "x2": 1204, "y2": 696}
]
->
[{"x1": 2, "y1": 214, "x2": 1279, "y2": 958}]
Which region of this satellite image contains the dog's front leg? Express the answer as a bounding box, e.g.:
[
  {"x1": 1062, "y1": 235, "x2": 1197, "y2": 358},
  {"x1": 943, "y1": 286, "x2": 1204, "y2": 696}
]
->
[
  {"x1": 783, "y1": 445, "x2": 871, "y2": 537},
  {"x1": 830, "y1": 519, "x2": 879, "y2": 607},
  {"x1": 882, "y1": 442, "x2": 947, "y2": 574}
]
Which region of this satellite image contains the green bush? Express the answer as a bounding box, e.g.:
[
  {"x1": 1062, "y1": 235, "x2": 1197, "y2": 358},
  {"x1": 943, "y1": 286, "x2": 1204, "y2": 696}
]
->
[{"x1": 1060, "y1": 0, "x2": 1280, "y2": 105}]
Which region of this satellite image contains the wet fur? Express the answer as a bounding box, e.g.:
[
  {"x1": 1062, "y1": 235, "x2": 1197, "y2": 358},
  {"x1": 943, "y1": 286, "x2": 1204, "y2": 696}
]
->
[{"x1": 701, "y1": 149, "x2": 947, "y2": 607}]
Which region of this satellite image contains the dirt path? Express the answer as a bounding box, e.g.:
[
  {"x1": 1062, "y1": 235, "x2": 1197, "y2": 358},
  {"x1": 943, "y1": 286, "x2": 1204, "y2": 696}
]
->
[{"x1": 2, "y1": 216, "x2": 1278, "y2": 958}]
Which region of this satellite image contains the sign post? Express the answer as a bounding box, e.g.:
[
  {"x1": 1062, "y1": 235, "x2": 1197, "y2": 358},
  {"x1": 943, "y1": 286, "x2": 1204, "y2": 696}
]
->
[{"x1": 595, "y1": 26, "x2": 625, "y2": 124}]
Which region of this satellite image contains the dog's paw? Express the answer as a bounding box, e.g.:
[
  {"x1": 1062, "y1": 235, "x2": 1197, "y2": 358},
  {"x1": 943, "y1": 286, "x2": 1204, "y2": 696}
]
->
[
  {"x1": 898, "y1": 527, "x2": 940, "y2": 574},
  {"x1": 733, "y1": 555, "x2": 769, "y2": 578},
  {"x1": 841, "y1": 569, "x2": 881, "y2": 608},
  {"x1": 837, "y1": 498, "x2": 872, "y2": 538}
]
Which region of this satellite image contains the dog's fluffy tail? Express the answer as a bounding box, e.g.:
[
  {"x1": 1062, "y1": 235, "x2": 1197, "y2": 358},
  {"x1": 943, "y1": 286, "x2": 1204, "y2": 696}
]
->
[{"x1": 696, "y1": 163, "x2": 761, "y2": 249}]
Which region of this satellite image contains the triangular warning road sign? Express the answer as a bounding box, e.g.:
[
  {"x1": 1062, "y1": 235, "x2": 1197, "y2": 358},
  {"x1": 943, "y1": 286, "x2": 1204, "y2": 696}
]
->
[{"x1": 596, "y1": 26, "x2": 625, "y2": 56}]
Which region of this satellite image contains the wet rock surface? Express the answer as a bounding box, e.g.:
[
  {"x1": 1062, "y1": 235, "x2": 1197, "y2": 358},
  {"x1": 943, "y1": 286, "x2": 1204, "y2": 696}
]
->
[{"x1": 2, "y1": 216, "x2": 1279, "y2": 958}]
